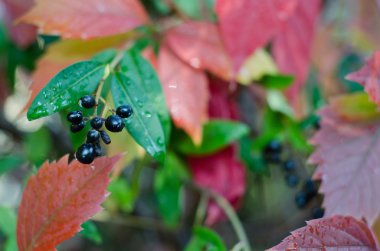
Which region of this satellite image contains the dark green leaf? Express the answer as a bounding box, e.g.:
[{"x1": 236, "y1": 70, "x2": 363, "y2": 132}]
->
[
  {"x1": 240, "y1": 137, "x2": 267, "y2": 175},
  {"x1": 24, "y1": 127, "x2": 52, "y2": 166},
  {"x1": 27, "y1": 61, "x2": 106, "y2": 120},
  {"x1": 92, "y1": 49, "x2": 117, "y2": 64},
  {"x1": 80, "y1": 221, "x2": 102, "y2": 244},
  {"x1": 258, "y1": 74, "x2": 294, "y2": 90},
  {"x1": 175, "y1": 120, "x2": 249, "y2": 155},
  {"x1": 154, "y1": 153, "x2": 189, "y2": 226},
  {"x1": 185, "y1": 226, "x2": 227, "y2": 251},
  {"x1": 106, "y1": 178, "x2": 135, "y2": 213},
  {"x1": 337, "y1": 53, "x2": 364, "y2": 92},
  {"x1": 0, "y1": 155, "x2": 24, "y2": 176},
  {"x1": 120, "y1": 49, "x2": 171, "y2": 142},
  {"x1": 110, "y1": 72, "x2": 166, "y2": 162}
]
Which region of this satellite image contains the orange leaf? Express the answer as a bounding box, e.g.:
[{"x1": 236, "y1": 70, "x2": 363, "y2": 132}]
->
[
  {"x1": 166, "y1": 21, "x2": 233, "y2": 80},
  {"x1": 19, "y1": 0, "x2": 148, "y2": 39},
  {"x1": 158, "y1": 44, "x2": 209, "y2": 145},
  {"x1": 17, "y1": 155, "x2": 121, "y2": 251}
]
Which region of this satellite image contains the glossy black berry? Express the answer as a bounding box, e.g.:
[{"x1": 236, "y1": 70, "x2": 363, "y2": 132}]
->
[
  {"x1": 116, "y1": 105, "x2": 133, "y2": 118},
  {"x1": 105, "y1": 115, "x2": 125, "y2": 132},
  {"x1": 76, "y1": 143, "x2": 95, "y2": 164},
  {"x1": 311, "y1": 207, "x2": 324, "y2": 219},
  {"x1": 264, "y1": 140, "x2": 282, "y2": 154},
  {"x1": 90, "y1": 117, "x2": 103, "y2": 130},
  {"x1": 295, "y1": 191, "x2": 309, "y2": 208},
  {"x1": 283, "y1": 160, "x2": 296, "y2": 171},
  {"x1": 70, "y1": 121, "x2": 86, "y2": 133},
  {"x1": 304, "y1": 179, "x2": 318, "y2": 198},
  {"x1": 87, "y1": 129, "x2": 100, "y2": 143},
  {"x1": 67, "y1": 111, "x2": 83, "y2": 124},
  {"x1": 285, "y1": 174, "x2": 299, "y2": 187},
  {"x1": 80, "y1": 95, "x2": 96, "y2": 108},
  {"x1": 94, "y1": 143, "x2": 102, "y2": 156},
  {"x1": 100, "y1": 130, "x2": 111, "y2": 144}
]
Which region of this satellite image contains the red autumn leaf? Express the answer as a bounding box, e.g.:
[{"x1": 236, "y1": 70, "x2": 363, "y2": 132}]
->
[
  {"x1": 17, "y1": 155, "x2": 121, "y2": 251},
  {"x1": 272, "y1": 0, "x2": 322, "y2": 111},
  {"x1": 158, "y1": 44, "x2": 209, "y2": 145},
  {"x1": 166, "y1": 21, "x2": 233, "y2": 80},
  {"x1": 268, "y1": 215, "x2": 379, "y2": 250},
  {"x1": 215, "y1": 0, "x2": 298, "y2": 72},
  {"x1": 188, "y1": 146, "x2": 246, "y2": 225},
  {"x1": 19, "y1": 0, "x2": 148, "y2": 39},
  {"x1": 2, "y1": 0, "x2": 37, "y2": 47},
  {"x1": 308, "y1": 103, "x2": 380, "y2": 225},
  {"x1": 346, "y1": 51, "x2": 380, "y2": 107}
]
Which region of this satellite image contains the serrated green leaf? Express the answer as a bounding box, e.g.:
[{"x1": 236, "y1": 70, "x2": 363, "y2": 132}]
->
[
  {"x1": 175, "y1": 120, "x2": 249, "y2": 155},
  {"x1": 110, "y1": 72, "x2": 166, "y2": 162},
  {"x1": 80, "y1": 221, "x2": 102, "y2": 244},
  {"x1": 120, "y1": 49, "x2": 171, "y2": 142},
  {"x1": 154, "y1": 153, "x2": 189, "y2": 226},
  {"x1": 0, "y1": 155, "x2": 24, "y2": 176},
  {"x1": 27, "y1": 61, "x2": 106, "y2": 120},
  {"x1": 185, "y1": 226, "x2": 227, "y2": 251}
]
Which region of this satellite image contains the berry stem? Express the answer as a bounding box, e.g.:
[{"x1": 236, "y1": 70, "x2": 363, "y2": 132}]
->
[{"x1": 194, "y1": 192, "x2": 209, "y2": 226}]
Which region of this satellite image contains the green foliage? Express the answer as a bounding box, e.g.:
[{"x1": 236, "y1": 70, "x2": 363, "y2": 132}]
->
[
  {"x1": 0, "y1": 155, "x2": 24, "y2": 176},
  {"x1": 24, "y1": 127, "x2": 52, "y2": 166},
  {"x1": 172, "y1": 0, "x2": 216, "y2": 20},
  {"x1": 106, "y1": 178, "x2": 135, "y2": 213},
  {"x1": 154, "y1": 153, "x2": 189, "y2": 226},
  {"x1": 184, "y1": 226, "x2": 227, "y2": 251},
  {"x1": 80, "y1": 221, "x2": 102, "y2": 244},
  {"x1": 0, "y1": 207, "x2": 17, "y2": 251},
  {"x1": 175, "y1": 120, "x2": 249, "y2": 156},
  {"x1": 258, "y1": 74, "x2": 294, "y2": 90},
  {"x1": 92, "y1": 49, "x2": 118, "y2": 64},
  {"x1": 110, "y1": 72, "x2": 166, "y2": 162},
  {"x1": 27, "y1": 61, "x2": 106, "y2": 120}
]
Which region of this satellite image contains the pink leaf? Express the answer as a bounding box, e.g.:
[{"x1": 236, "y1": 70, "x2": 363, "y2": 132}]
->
[
  {"x1": 273, "y1": 0, "x2": 322, "y2": 111},
  {"x1": 188, "y1": 146, "x2": 246, "y2": 225},
  {"x1": 158, "y1": 44, "x2": 209, "y2": 145},
  {"x1": 17, "y1": 155, "x2": 121, "y2": 251},
  {"x1": 19, "y1": 0, "x2": 148, "y2": 39},
  {"x1": 346, "y1": 51, "x2": 380, "y2": 107},
  {"x1": 268, "y1": 216, "x2": 378, "y2": 250},
  {"x1": 166, "y1": 21, "x2": 233, "y2": 80},
  {"x1": 309, "y1": 103, "x2": 380, "y2": 225},
  {"x1": 216, "y1": 0, "x2": 298, "y2": 71}
]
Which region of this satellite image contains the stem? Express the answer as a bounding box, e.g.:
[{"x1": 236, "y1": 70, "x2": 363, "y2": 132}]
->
[
  {"x1": 131, "y1": 156, "x2": 150, "y2": 197},
  {"x1": 191, "y1": 184, "x2": 252, "y2": 251},
  {"x1": 194, "y1": 192, "x2": 209, "y2": 226}
]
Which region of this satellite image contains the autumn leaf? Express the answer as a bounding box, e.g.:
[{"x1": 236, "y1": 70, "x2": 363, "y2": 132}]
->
[
  {"x1": 166, "y1": 21, "x2": 233, "y2": 80},
  {"x1": 268, "y1": 216, "x2": 379, "y2": 250},
  {"x1": 309, "y1": 100, "x2": 380, "y2": 225},
  {"x1": 19, "y1": 0, "x2": 148, "y2": 39},
  {"x1": 17, "y1": 155, "x2": 121, "y2": 251},
  {"x1": 272, "y1": 0, "x2": 322, "y2": 113},
  {"x1": 215, "y1": 0, "x2": 298, "y2": 71},
  {"x1": 346, "y1": 51, "x2": 380, "y2": 107},
  {"x1": 158, "y1": 44, "x2": 209, "y2": 145}
]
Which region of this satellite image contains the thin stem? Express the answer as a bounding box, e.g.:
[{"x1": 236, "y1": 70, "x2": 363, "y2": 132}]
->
[{"x1": 194, "y1": 192, "x2": 209, "y2": 226}]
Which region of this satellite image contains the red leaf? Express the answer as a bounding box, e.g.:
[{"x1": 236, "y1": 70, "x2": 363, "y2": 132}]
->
[
  {"x1": 273, "y1": 0, "x2": 322, "y2": 110},
  {"x1": 346, "y1": 51, "x2": 380, "y2": 107},
  {"x1": 17, "y1": 155, "x2": 121, "y2": 251},
  {"x1": 19, "y1": 0, "x2": 148, "y2": 39},
  {"x1": 166, "y1": 21, "x2": 233, "y2": 80},
  {"x1": 216, "y1": 0, "x2": 298, "y2": 71},
  {"x1": 309, "y1": 103, "x2": 380, "y2": 225},
  {"x1": 208, "y1": 76, "x2": 238, "y2": 120},
  {"x1": 188, "y1": 146, "x2": 246, "y2": 225},
  {"x1": 2, "y1": 0, "x2": 37, "y2": 47},
  {"x1": 268, "y1": 216, "x2": 378, "y2": 250},
  {"x1": 158, "y1": 44, "x2": 209, "y2": 144}
]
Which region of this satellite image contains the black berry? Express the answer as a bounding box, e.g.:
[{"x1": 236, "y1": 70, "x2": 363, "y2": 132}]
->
[
  {"x1": 90, "y1": 117, "x2": 103, "y2": 130},
  {"x1": 304, "y1": 179, "x2": 318, "y2": 198},
  {"x1": 76, "y1": 143, "x2": 95, "y2": 164},
  {"x1": 285, "y1": 174, "x2": 299, "y2": 187},
  {"x1": 116, "y1": 105, "x2": 133, "y2": 118},
  {"x1": 80, "y1": 95, "x2": 96, "y2": 108},
  {"x1": 87, "y1": 129, "x2": 100, "y2": 143},
  {"x1": 100, "y1": 130, "x2": 111, "y2": 144},
  {"x1": 67, "y1": 111, "x2": 83, "y2": 124},
  {"x1": 295, "y1": 191, "x2": 309, "y2": 208},
  {"x1": 70, "y1": 121, "x2": 86, "y2": 133},
  {"x1": 94, "y1": 143, "x2": 102, "y2": 156},
  {"x1": 105, "y1": 115, "x2": 125, "y2": 132},
  {"x1": 264, "y1": 140, "x2": 282, "y2": 154},
  {"x1": 311, "y1": 207, "x2": 324, "y2": 219},
  {"x1": 283, "y1": 160, "x2": 296, "y2": 171}
]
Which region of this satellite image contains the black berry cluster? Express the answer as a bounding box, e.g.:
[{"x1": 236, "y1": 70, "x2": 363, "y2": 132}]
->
[{"x1": 66, "y1": 95, "x2": 133, "y2": 164}]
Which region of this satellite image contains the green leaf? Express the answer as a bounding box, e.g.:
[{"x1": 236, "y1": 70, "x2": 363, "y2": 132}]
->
[
  {"x1": 106, "y1": 178, "x2": 135, "y2": 213},
  {"x1": 185, "y1": 226, "x2": 227, "y2": 251},
  {"x1": 120, "y1": 49, "x2": 171, "y2": 142},
  {"x1": 0, "y1": 207, "x2": 16, "y2": 237},
  {"x1": 92, "y1": 49, "x2": 117, "y2": 64},
  {"x1": 154, "y1": 153, "x2": 189, "y2": 226},
  {"x1": 172, "y1": 0, "x2": 215, "y2": 20},
  {"x1": 0, "y1": 155, "x2": 24, "y2": 176},
  {"x1": 27, "y1": 61, "x2": 106, "y2": 120},
  {"x1": 110, "y1": 72, "x2": 166, "y2": 162},
  {"x1": 240, "y1": 137, "x2": 267, "y2": 175},
  {"x1": 24, "y1": 127, "x2": 52, "y2": 166},
  {"x1": 259, "y1": 74, "x2": 294, "y2": 90},
  {"x1": 175, "y1": 120, "x2": 249, "y2": 155},
  {"x1": 80, "y1": 221, "x2": 102, "y2": 245}
]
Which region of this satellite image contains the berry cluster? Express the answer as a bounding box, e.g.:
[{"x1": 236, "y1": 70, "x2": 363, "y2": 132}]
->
[
  {"x1": 67, "y1": 95, "x2": 133, "y2": 164},
  {"x1": 263, "y1": 140, "x2": 324, "y2": 219}
]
